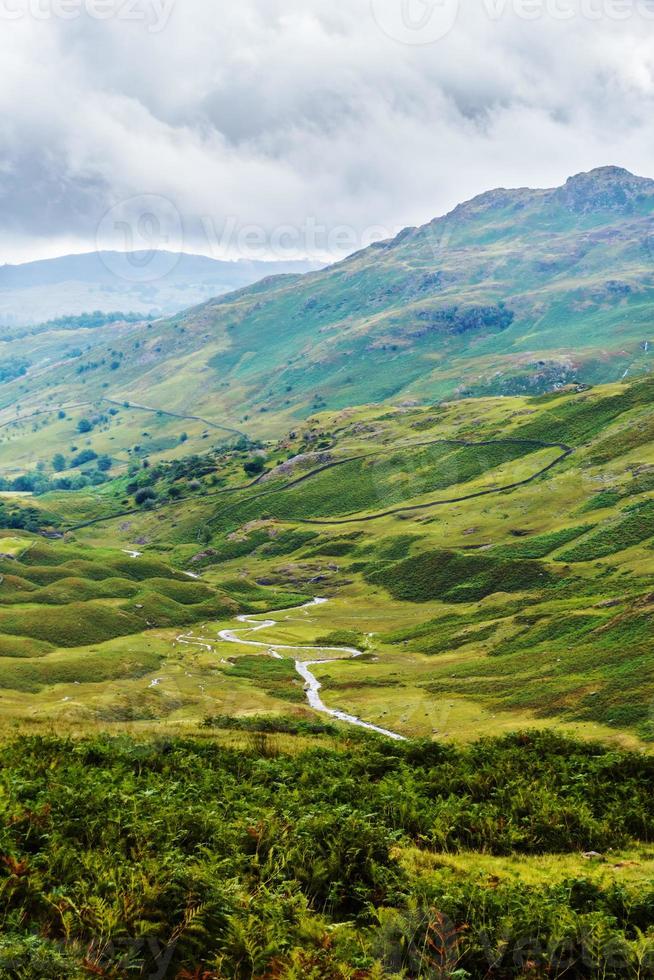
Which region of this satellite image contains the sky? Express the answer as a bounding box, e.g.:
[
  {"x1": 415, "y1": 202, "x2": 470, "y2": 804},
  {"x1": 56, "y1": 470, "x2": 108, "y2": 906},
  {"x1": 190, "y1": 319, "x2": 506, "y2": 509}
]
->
[{"x1": 1, "y1": 0, "x2": 654, "y2": 265}]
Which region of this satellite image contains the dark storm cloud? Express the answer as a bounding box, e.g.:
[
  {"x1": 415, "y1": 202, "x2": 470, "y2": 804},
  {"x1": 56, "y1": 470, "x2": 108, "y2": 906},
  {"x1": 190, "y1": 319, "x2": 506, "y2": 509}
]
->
[{"x1": 0, "y1": 0, "x2": 653, "y2": 262}]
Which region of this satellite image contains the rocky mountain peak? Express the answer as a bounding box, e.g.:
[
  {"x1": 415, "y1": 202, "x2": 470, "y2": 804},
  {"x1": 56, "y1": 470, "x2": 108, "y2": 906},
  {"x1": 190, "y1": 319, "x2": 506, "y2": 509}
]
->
[{"x1": 553, "y1": 166, "x2": 654, "y2": 214}]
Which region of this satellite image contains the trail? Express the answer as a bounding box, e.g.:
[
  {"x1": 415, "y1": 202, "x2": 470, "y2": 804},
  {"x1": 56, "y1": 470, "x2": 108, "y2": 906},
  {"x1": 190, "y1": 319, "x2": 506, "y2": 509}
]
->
[{"x1": 181, "y1": 598, "x2": 406, "y2": 740}]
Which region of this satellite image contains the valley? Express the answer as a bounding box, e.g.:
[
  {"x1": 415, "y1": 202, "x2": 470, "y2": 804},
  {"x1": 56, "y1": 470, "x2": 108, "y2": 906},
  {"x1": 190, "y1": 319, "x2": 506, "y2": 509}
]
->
[
  {"x1": 1, "y1": 376, "x2": 652, "y2": 749},
  {"x1": 2, "y1": 168, "x2": 654, "y2": 979}
]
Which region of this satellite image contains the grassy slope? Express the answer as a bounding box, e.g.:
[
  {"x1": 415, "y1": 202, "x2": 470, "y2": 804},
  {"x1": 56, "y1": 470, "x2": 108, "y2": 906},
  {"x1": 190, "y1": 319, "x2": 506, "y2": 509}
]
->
[
  {"x1": 0, "y1": 375, "x2": 652, "y2": 748},
  {"x1": 1, "y1": 377, "x2": 653, "y2": 980}
]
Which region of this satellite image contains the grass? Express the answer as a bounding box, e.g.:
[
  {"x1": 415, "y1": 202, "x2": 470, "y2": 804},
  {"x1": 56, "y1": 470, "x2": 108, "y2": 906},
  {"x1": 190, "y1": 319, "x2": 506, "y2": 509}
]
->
[
  {"x1": 559, "y1": 499, "x2": 654, "y2": 561},
  {"x1": 0, "y1": 536, "x2": 29, "y2": 557},
  {"x1": 2, "y1": 186, "x2": 654, "y2": 973},
  {"x1": 366, "y1": 549, "x2": 554, "y2": 603},
  {"x1": 0, "y1": 378, "x2": 652, "y2": 746}
]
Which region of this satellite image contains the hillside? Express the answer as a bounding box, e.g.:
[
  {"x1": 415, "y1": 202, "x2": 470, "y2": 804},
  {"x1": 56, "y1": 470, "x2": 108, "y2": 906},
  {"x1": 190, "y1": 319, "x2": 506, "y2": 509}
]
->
[
  {"x1": 1, "y1": 167, "x2": 653, "y2": 484},
  {"x1": 173, "y1": 166, "x2": 654, "y2": 420},
  {"x1": 2, "y1": 366, "x2": 654, "y2": 977},
  {"x1": 1, "y1": 375, "x2": 653, "y2": 745}
]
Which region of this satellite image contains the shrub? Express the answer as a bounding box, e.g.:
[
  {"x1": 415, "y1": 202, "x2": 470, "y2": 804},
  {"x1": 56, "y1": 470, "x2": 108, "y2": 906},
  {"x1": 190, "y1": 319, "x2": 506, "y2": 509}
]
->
[{"x1": 134, "y1": 487, "x2": 157, "y2": 506}]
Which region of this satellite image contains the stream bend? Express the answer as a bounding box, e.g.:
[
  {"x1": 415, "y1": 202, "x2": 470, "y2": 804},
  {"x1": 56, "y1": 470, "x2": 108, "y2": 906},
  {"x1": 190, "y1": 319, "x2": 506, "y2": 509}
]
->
[{"x1": 214, "y1": 598, "x2": 406, "y2": 740}]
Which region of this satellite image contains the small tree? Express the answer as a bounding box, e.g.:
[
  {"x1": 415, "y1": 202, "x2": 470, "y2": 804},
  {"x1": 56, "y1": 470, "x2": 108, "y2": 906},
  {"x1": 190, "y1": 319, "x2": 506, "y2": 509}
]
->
[
  {"x1": 243, "y1": 456, "x2": 266, "y2": 477},
  {"x1": 77, "y1": 418, "x2": 93, "y2": 434},
  {"x1": 134, "y1": 488, "x2": 157, "y2": 506},
  {"x1": 52, "y1": 453, "x2": 66, "y2": 473}
]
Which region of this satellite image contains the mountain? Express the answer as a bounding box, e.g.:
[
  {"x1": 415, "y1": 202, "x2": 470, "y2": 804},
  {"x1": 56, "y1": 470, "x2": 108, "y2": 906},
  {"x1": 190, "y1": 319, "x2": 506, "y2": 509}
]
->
[
  {"x1": 170, "y1": 165, "x2": 654, "y2": 421},
  {"x1": 1, "y1": 167, "x2": 653, "y2": 472},
  {"x1": 0, "y1": 250, "x2": 321, "y2": 325},
  {"x1": 84, "y1": 165, "x2": 653, "y2": 435}
]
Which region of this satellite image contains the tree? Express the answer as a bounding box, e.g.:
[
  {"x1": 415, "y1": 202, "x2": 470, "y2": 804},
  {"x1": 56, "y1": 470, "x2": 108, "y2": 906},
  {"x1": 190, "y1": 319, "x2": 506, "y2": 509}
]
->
[
  {"x1": 243, "y1": 456, "x2": 266, "y2": 477},
  {"x1": 71, "y1": 449, "x2": 97, "y2": 468},
  {"x1": 97, "y1": 455, "x2": 112, "y2": 472},
  {"x1": 77, "y1": 418, "x2": 93, "y2": 434},
  {"x1": 134, "y1": 488, "x2": 157, "y2": 506},
  {"x1": 52, "y1": 453, "x2": 66, "y2": 473}
]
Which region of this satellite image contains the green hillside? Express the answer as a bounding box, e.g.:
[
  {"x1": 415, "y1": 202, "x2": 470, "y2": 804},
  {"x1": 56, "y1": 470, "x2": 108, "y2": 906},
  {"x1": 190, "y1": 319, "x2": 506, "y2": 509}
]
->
[
  {"x1": 2, "y1": 353, "x2": 654, "y2": 979},
  {"x1": 0, "y1": 375, "x2": 651, "y2": 746},
  {"x1": 1, "y1": 167, "x2": 653, "y2": 483}
]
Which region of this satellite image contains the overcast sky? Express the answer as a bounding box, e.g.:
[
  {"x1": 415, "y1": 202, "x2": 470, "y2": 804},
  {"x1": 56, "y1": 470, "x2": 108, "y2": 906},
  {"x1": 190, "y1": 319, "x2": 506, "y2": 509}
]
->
[{"x1": 1, "y1": 0, "x2": 654, "y2": 264}]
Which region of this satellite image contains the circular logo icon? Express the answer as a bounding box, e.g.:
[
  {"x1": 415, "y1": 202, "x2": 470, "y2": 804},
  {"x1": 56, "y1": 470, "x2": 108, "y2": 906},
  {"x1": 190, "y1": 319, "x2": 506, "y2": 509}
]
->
[
  {"x1": 96, "y1": 194, "x2": 183, "y2": 283},
  {"x1": 371, "y1": 0, "x2": 460, "y2": 45}
]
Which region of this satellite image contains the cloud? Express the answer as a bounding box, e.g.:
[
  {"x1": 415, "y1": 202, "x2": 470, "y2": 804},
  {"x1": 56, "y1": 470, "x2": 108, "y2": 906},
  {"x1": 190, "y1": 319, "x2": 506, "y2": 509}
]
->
[{"x1": 0, "y1": 0, "x2": 653, "y2": 263}]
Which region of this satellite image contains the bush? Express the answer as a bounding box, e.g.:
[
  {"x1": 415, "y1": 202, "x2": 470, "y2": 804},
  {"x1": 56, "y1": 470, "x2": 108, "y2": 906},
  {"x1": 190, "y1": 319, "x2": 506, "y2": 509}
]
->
[
  {"x1": 366, "y1": 549, "x2": 554, "y2": 603},
  {"x1": 1, "y1": 732, "x2": 654, "y2": 976},
  {"x1": 71, "y1": 449, "x2": 97, "y2": 467},
  {"x1": 134, "y1": 487, "x2": 157, "y2": 506},
  {"x1": 244, "y1": 455, "x2": 266, "y2": 476}
]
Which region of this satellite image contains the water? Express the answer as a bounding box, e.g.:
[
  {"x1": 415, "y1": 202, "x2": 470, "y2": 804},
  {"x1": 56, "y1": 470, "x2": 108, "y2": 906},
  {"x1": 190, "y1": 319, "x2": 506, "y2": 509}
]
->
[{"x1": 217, "y1": 598, "x2": 406, "y2": 740}]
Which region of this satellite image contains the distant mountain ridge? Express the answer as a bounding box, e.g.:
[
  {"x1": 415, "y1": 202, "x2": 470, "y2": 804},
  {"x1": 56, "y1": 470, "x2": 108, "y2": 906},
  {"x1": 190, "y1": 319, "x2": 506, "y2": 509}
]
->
[{"x1": 0, "y1": 251, "x2": 320, "y2": 326}]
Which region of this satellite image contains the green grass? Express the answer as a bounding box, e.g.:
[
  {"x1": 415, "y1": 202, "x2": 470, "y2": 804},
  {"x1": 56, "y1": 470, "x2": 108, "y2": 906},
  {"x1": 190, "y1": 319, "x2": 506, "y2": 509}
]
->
[
  {"x1": 490, "y1": 524, "x2": 594, "y2": 558},
  {"x1": 208, "y1": 440, "x2": 551, "y2": 530},
  {"x1": 227, "y1": 655, "x2": 306, "y2": 703},
  {"x1": 1, "y1": 377, "x2": 653, "y2": 743},
  {"x1": 0, "y1": 536, "x2": 28, "y2": 557}
]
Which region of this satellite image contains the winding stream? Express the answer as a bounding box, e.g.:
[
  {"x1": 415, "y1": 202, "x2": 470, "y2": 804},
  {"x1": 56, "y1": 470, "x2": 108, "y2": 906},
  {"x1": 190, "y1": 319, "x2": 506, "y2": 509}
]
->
[{"x1": 195, "y1": 598, "x2": 406, "y2": 740}]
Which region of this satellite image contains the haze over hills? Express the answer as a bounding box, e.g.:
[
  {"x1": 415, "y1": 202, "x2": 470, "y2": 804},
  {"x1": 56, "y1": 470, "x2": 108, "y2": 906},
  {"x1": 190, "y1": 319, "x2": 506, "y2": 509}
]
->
[
  {"x1": 1, "y1": 166, "x2": 653, "y2": 472},
  {"x1": 0, "y1": 250, "x2": 321, "y2": 326}
]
